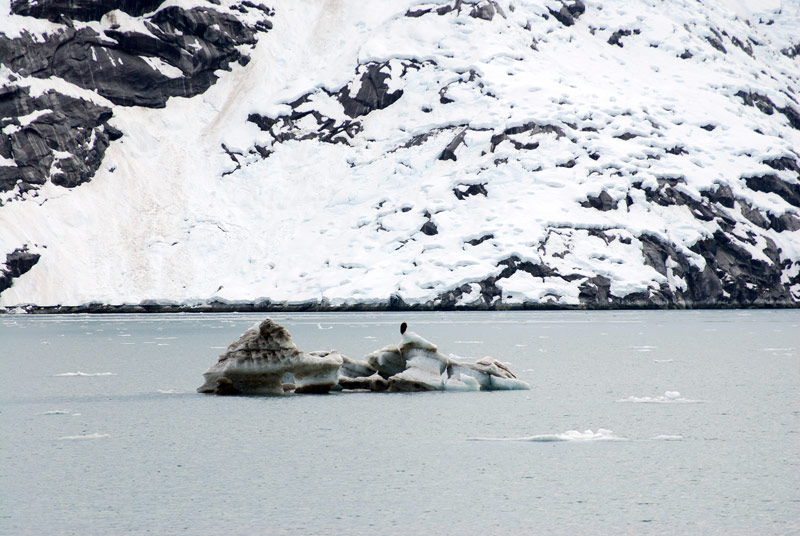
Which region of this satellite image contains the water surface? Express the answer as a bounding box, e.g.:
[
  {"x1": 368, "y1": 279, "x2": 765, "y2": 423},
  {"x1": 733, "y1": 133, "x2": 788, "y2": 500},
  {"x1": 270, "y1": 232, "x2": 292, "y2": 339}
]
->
[{"x1": 1, "y1": 310, "x2": 798, "y2": 535}]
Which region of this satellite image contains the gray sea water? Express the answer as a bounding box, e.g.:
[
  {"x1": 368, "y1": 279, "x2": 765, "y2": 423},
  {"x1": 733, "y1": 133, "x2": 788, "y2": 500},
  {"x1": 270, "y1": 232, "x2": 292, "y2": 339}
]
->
[{"x1": 1, "y1": 310, "x2": 798, "y2": 535}]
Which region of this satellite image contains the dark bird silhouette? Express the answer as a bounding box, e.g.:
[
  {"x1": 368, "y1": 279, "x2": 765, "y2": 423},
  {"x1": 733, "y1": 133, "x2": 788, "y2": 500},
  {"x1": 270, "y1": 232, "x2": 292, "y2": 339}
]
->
[{"x1": 400, "y1": 322, "x2": 407, "y2": 334}]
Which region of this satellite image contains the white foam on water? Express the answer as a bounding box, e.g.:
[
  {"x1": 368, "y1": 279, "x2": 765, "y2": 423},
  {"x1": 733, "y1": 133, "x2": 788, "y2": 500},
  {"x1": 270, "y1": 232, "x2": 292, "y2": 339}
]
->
[
  {"x1": 617, "y1": 391, "x2": 703, "y2": 403},
  {"x1": 470, "y1": 429, "x2": 628, "y2": 442},
  {"x1": 651, "y1": 435, "x2": 684, "y2": 441},
  {"x1": 58, "y1": 433, "x2": 111, "y2": 440},
  {"x1": 157, "y1": 389, "x2": 186, "y2": 394},
  {"x1": 454, "y1": 340, "x2": 483, "y2": 344},
  {"x1": 54, "y1": 371, "x2": 116, "y2": 377}
]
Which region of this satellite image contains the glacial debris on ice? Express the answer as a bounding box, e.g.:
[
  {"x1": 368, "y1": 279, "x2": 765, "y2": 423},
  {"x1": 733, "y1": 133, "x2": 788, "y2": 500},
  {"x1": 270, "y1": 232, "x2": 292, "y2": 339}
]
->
[{"x1": 197, "y1": 318, "x2": 530, "y2": 395}]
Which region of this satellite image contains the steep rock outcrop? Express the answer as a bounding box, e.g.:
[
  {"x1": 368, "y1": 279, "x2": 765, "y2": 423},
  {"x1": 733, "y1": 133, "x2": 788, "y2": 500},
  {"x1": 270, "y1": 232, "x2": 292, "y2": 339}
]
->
[
  {"x1": 0, "y1": 85, "x2": 117, "y2": 195},
  {"x1": 0, "y1": 246, "x2": 40, "y2": 294},
  {"x1": 0, "y1": 3, "x2": 272, "y2": 108}
]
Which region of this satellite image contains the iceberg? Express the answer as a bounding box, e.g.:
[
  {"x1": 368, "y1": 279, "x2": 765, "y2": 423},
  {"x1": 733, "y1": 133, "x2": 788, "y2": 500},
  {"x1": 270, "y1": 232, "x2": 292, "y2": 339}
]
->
[
  {"x1": 197, "y1": 319, "x2": 343, "y2": 395},
  {"x1": 198, "y1": 319, "x2": 529, "y2": 395},
  {"x1": 364, "y1": 323, "x2": 530, "y2": 392}
]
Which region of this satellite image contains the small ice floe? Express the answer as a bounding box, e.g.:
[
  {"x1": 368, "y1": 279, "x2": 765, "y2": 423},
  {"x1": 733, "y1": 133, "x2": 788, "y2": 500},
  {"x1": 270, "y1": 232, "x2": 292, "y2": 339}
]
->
[
  {"x1": 37, "y1": 409, "x2": 75, "y2": 416},
  {"x1": 630, "y1": 345, "x2": 657, "y2": 352},
  {"x1": 317, "y1": 323, "x2": 333, "y2": 330},
  {"x1": 470, "y1": 429, "x2": 627, "y2": 442},
  {"x1": 55, "y1": 371, "x2": 115, "y2": 377},
  {"x1": 59, "y1": 433, "x2": 111, "y2": 440},
  {"x1": 157, "y1": 389, "x2": 185, "y2": 394},
  {"x1": 761, "y1": 347, "x2": 796, "y2": 356},
  {"x1": 654, "y1": 359, "x2": 674, "y2": 363},
  {"x1": 616, "y1": 391, "x2": 703, "y2": 403},
  {"x1": 651, "y1": 435, "x2": 684, "y2": 441},
  {"x1": 454, "y1": 340, "x2": 483, "y2": 344}
]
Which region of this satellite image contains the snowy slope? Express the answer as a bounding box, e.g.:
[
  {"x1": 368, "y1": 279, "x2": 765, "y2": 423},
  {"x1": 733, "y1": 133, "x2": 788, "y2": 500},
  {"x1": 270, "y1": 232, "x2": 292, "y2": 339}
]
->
[{"x1": 1, "y1": 0, "x2": 799, "y2": 309}]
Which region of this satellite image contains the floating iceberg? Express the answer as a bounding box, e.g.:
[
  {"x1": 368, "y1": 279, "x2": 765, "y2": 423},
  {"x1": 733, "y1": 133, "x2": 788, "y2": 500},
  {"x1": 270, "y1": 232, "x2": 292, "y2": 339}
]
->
[
  {"x1": 197, "y1": 318, "x2": 343, "y2": 395},
  {"x1": 198, "y1": 319, "x2": 529, "y2": 395}
]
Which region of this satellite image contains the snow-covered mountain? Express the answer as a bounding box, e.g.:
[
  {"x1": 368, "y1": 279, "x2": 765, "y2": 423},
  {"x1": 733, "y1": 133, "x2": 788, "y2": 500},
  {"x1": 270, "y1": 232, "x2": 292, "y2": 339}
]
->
[{"x1": 1, "y1": 0, "x2": 799, "y2": 311}]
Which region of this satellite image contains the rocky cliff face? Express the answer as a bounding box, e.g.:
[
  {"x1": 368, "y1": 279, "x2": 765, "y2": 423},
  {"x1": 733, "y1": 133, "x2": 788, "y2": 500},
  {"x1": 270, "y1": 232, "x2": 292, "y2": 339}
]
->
[{"x1": 1, "y1": 0, "x2": 798, "y2": 309}]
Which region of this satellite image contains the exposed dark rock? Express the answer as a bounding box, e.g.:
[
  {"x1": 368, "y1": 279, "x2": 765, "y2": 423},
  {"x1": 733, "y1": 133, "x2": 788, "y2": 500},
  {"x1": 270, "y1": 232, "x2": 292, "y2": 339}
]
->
[
  {"x1": 689, "y1": 230, "x2": 790, "y2": 304},
  {"x1": 636, "y1": 228, "x2": 791, "y2": 306},
  {"x1": 679, "y1": 49, "x2": 693, "y2": 59},
  {"x1": 0, "y1": 247, "x2": 41, "y2": 294},
  {"x1": 469, "y1": 1, "x2": 499, "y2": 21},
  {"x1": 0, "y1": 85, "x2": 116, "y2": 194},
  {"x1": 735, "y1": 90, "x2": 800, "y2": 130},
  {"x1": 744, "y1": 174, "x2": 800, "y2": 207},
  {"x1": 730, "y1": 35, "x2": 754, "y2": 57},
  {"x1": 581, "y1": 190, "x2": 618, "y2": 211},
  {"x1": 338, "y1": 62, "x2": 404, "y2": 118},
  {"x1": 248, "y1": 61, "x2": 416, "y2": 153},
  {"x1": 465, "y1": 234, "x2": 494, "y2": 246},
  {"x1": 406, "y1": 7, "x2": 432, "y2": 17},
  {"x1": 608, "y1": 28, "x2": 640, "y2": 47},
  {"x1": 638, "y1": 179, "x2": 717, "y2": 222},
  {"x1": 490, "y1": 122, "x2": 564, "y2": 152},
  {"x1": 783, "y1": 43, "x2": 800, "y2": 58},
  {"x1": 438, "y1": 69, "x2": 481, "y2": 106},
  {"x1": 768, "y1": 212, "x2": 800, "y2": 232},
  {"x1": 763, "y1": 156, "x2": 800, "y2": 176},
  {"x1": 454, "y1": 183, "x2": 488, "y2": 200},
  {"x1": 706, "y1": 29, "x2": 727, "y2": 53},
  {"x1": 666, "y1": 145, "x2": 687, "y2": 155},
  {"x1": 387, "y1": 293, "x2": 407, "y2": 310},
  {"x1": 430, "y1": 255, "x2": 587, "y2": 309},
  {"x1": 420, "y1": 220, "x2": 439, "y2": 236},
  {"x1": 638, "y1": 233, "x2": 709, "y2": 305},
  {"x1": 548, "y1": 0, "x2": 585, "y2": 26},
  {"x1": 736, "y1": 90, "x2": 775, "y2": 115},
  {"x1": 439, "y1": 128, "x2": 468, "y2": 161},
  {"x1": 0, "y1": 5, "x2": 272, "y2": 108},
  {"x1": 11, "y1": 0, "x2": 165, "y2": 21},
  {"x1": 248, "y1": 92, "x2": 361, "y2": 148},
  {"x1": 740, "y1": 201, "x2": 769, "y2": 228},
  {"x1": 578, "y1": 275, "x2": 612, "y2": 305},
  {"x1": 639, "y1": 179, "x2": 738, "y2": 234},
  {"x1": 701, "y1": 184, "x2": 735, "y2": 209}
]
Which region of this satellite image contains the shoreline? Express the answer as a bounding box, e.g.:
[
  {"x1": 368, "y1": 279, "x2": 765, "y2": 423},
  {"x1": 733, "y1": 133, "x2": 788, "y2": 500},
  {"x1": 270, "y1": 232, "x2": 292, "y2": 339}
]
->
[{"x1": 2, "y1": 299, "x2": 798, "y2": 314}]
